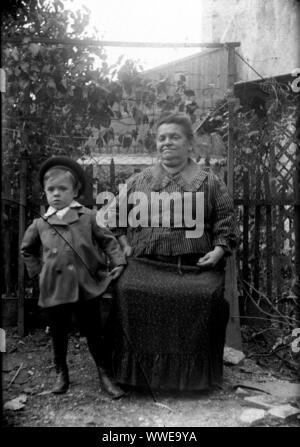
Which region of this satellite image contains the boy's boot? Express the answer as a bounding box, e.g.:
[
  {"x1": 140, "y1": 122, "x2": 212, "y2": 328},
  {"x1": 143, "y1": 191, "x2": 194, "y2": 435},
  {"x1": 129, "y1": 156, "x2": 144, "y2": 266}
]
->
[
  {"x1": 97, "y1": 365, "x2": 125, "y2": 399},
  {"x1": 86, "y1": 330, "x2": 125, "y2": 399},
  {"x1": 52, "y1": 336, "x2": 69, "y2": 394},
  {"x1": 52, "y1": 365, "x2": 69, "y2": 394}
]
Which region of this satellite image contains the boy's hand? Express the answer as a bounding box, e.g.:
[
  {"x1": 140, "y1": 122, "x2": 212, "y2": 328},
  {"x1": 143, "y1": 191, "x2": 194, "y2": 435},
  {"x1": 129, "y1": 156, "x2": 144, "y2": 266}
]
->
[{"x1": 108, "y1": 265, "x2": 125, "y2": 280}]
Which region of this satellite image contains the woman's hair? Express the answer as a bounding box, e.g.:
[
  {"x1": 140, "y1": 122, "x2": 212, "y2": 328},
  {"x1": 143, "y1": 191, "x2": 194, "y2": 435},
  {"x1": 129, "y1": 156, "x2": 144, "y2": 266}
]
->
[
  {"x1": 43, "y1": 167, "x2": 80, "y2": 193},
  {"x1": 156, "y1": 113, "x2": 194, "y2": 142}
]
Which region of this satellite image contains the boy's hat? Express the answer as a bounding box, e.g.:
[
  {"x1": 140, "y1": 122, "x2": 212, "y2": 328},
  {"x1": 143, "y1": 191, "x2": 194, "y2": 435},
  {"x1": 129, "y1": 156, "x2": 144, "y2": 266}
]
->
[{"x1": 39, "y1": 156, "x2": 86, "y2": 195}]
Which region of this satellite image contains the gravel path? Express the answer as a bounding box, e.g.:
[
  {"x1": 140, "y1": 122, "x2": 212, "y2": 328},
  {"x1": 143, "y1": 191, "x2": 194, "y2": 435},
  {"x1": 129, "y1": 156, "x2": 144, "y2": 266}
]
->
[{"x1": 2, "y1": 329, "x2": 299, "y2": 427}]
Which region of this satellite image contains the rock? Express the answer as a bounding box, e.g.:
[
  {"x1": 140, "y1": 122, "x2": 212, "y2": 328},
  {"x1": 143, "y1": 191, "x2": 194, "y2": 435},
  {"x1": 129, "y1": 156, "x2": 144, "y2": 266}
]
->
[
  {"x1": 239, "y1": 358, "x2": 262, "y2": 373},
  {"x1": 223, "y1": 347, "x2": 245, "y2": 365},
  {"x1": 23, "y1": 387, "x2": 37, "y2": 395},
  {"x1": 14, "y1": 369, "x2": 29, "y2": 384},
  {"x1": 235, "y1": 387, "x2": 250, "y2": 396},
  {"x1": 2, "y1": 355, "x2": 20, "y2": 373},
  {"x1": 243, "y1": 395, "x2": 288, "y2": 410},
  {"x1": 37, "y1": 390, "x2": 52, "y2": 396},
  {"x1": 239, "y1": 408, "x2": 266, "y2": 424},
  {"x1": 235, "y1": 380, "x2": 300, "y2": 399},
  {"x1": 4, "y1": 394, "x2": 27, "y2": 411},
  {"x1": 268, "y1": 405, "x2": 300, "y2": 419}
]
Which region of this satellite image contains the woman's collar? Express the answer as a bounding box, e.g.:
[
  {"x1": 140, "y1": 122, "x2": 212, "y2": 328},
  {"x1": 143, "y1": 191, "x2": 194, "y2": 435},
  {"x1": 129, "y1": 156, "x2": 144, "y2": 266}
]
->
[{"x1": 150, "y1": 158, "x2": 207, "y2": 191}]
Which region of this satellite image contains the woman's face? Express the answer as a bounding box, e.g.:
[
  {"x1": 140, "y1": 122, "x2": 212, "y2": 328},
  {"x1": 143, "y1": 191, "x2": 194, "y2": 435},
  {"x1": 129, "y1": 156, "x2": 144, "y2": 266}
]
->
[{"x1": 156, "y1": 123, "x2": 191, "y2": 168}]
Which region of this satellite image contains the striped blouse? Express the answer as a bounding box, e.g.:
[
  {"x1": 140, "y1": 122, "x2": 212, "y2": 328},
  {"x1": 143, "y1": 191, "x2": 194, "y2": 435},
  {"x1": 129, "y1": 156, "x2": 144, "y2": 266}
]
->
[{"x1": 104, "y1": 159, "x2": 238, "y2": 257}]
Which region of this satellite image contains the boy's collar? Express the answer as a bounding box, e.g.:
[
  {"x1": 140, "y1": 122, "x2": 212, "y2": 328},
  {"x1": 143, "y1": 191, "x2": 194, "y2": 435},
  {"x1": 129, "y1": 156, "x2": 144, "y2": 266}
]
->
[{"x1": 44, "y1": 200, "x2": 82, "y2": 218}]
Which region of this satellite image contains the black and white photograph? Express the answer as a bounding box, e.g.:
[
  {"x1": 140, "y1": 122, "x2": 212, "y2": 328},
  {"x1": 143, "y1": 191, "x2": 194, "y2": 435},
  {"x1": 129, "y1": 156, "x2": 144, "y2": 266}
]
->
[{"x1": 1, "y1": 0, "x2": 300, "y2": 434}]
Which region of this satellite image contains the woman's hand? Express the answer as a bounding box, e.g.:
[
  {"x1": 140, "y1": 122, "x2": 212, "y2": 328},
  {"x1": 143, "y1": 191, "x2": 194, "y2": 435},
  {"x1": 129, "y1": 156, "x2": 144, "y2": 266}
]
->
[
  {"x1": 109, "y1": 265, "x2": 125, "y2": 280},
  {"x1": 196, "y1": 246, "x2": 225, "y2": 269},
  {"x1": 119, "y1": 235, "x2": 133, "y2": 258}
]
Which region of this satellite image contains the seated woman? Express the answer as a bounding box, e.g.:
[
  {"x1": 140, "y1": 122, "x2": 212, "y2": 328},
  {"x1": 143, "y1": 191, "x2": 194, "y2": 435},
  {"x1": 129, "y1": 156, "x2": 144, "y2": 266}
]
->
[{"x1": 101, "y1": 113, "x2": 238, "y2": 392}]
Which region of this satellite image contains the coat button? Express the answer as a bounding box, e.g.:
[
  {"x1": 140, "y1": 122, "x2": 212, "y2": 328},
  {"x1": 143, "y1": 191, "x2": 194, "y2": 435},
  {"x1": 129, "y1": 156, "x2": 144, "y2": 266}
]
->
[
  {"x1": 52, "y1": 248, "x2": 58, "y2": 254},
  {"x1": 67, "y1": 264, "x2": 74, "y2": 271}
]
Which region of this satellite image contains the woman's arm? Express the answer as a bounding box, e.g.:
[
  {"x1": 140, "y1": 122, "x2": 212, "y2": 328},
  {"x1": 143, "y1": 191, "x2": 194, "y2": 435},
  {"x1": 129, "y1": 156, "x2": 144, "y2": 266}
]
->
[
  {"x1": 210, "y1": 174, "x2": 238, "y2": 255},
  {"x1": 197, "y1": 174, "x2": 238, "y2": 268}
]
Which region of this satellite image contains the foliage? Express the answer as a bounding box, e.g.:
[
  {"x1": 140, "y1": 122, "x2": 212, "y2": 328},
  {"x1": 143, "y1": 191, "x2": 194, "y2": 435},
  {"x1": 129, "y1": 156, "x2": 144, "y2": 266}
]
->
[
  {"x1": 3, "y1": 0, "x2": 200, "y2": 205},
  {"x1": 1, "y1": 0, "x2": 35, "y2": 22},
  {"x1": 199, "y1": 79, "x2": 299, "y2": 371},
  {"x1": 3, "y1": 1, "x2": 110, "y2": 196}
]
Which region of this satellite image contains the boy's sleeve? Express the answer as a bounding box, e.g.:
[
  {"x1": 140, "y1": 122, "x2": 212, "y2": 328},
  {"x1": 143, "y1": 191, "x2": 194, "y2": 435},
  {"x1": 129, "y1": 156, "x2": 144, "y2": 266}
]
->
[
  {"x1": 21, "y1": 219, "x2": 42, "y2": 278},
  {"x1": 91, "y1": 212, "x2": 126, "y2": 268}
]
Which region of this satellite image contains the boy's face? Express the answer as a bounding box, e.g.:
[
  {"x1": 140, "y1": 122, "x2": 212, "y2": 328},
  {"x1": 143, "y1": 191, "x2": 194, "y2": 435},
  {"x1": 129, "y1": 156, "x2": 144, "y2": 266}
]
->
[{"x1": 44, "y1": 173, "x2": 78, "y2": 210}]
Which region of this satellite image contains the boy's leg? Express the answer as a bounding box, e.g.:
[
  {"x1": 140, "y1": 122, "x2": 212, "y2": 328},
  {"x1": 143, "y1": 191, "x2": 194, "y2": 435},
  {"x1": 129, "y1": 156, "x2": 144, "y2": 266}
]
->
[
  {"x1": 47, "y1": 304, "x2": 71, "y2": 394},
  {"x1": 77, "y1": 298, "x2": 125, "y2": 399}
]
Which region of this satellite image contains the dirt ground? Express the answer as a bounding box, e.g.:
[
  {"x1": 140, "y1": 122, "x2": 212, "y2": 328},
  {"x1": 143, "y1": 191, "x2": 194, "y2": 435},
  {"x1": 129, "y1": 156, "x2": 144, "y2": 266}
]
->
[{"x1": 2, "y1": 328, "x2": 300, "y2": 428}]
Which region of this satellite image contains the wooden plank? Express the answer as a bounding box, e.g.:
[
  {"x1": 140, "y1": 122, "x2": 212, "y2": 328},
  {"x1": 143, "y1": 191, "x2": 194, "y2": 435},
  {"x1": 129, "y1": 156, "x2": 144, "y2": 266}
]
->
[
  {"x1": 225, "y1": 44, "x2": 242, "y2": 350},
  {"x1": 294, "y1": 129, "x2": 300, "y2": 323},
  {"x1": 253, "y1": 171, "x2": 261, "y2": 312},
  {"x1": 2, "y1": 37, "x2": 241, "y2": 48},
  {"x1": 110, "y1": 158, "x2": 116, "y2": 192},
  {"x1": 234, "y1": 197, "x2": 296, "y2": 206},
  {"x1": 225, "y1": 254, "x2": 242, "y2": 350},
  {"x1": 242, "y1": 171, "x2": 250, "y2": 310},
  {"x1": 83, "y1": 165, "x2": 94, "y2": 208},
  {"x1": 277, "y1": 183, "x2": 287, "y2": 324},
  {"x1": 2, "y1": 173, "x2": 13, "y2": 295},
  {"x1": 226, "y1": 47, "x2": 235, "y2": 195},
  {"x1": 274, "y1": 204, "x2": 283, "y2": 314},
  {"x1": 264, "y1": 172, "x2": 273, "y2": 305},
  {"x1": 3, "y1": 207, "x2": 12, "y2": 295},
  {"x1": 18, "y1": 157, "x2": 27, "y2": 336}
]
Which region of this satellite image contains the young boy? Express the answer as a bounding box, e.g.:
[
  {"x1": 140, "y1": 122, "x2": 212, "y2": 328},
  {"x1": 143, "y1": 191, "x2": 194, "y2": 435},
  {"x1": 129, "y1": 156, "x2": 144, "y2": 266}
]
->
[{"x1": 21, "y1": 156, "x2": 126, "y2": 398}]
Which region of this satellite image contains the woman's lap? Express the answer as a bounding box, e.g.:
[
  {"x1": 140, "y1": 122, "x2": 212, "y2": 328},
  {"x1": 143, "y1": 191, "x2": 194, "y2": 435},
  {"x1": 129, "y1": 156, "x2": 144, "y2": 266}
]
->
[{"x1": 109, "y1": 257, "x2": 229, "y2": 390}]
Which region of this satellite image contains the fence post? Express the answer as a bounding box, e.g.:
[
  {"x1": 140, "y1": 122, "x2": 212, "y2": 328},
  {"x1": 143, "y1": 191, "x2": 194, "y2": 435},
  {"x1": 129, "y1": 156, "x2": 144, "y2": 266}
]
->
[
  {"x1": 110, "y1": 158, "x2": 116, "y2": 192},
  {"x1": 225, "y1": 43, "x2": 242, "y2": 350},
  {"x1": 294, "y1": 103, "x2": 300, "y2": 323},
  {"x1": 18, "y1": 155, "x2": 27, "y2": 336},
  {"x1": 83, "y1": 165, "x2": 94, "y2": 208},
  {"x1": 242, "y1": 171, "x2": 250, "y2": 310},
  {"x1": 264, "y1": 172, "x2": 273, "y2": 305}
]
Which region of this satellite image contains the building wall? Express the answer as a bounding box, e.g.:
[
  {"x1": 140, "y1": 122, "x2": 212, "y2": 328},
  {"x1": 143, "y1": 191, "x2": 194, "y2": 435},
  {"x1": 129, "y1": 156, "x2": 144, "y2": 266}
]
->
[
  {"x1": 144, "y1": 47, "x2": 229, "y2": 114},
  {"x1": 201, "y1": 0, "x2": 300, "y2": 81}
]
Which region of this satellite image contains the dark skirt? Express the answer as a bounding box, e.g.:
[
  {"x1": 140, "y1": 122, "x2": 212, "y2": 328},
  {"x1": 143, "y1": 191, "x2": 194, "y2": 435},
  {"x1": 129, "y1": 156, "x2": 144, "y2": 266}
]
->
[{"x1": 107, "y1": 257, "x2": 229, "y2": 391}]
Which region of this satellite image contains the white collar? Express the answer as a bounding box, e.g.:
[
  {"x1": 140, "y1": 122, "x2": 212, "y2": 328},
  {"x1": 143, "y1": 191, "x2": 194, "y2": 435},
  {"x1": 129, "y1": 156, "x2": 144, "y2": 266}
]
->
[{"x1": 44, "y1": 200, "x2": 82, "y2": 219}]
